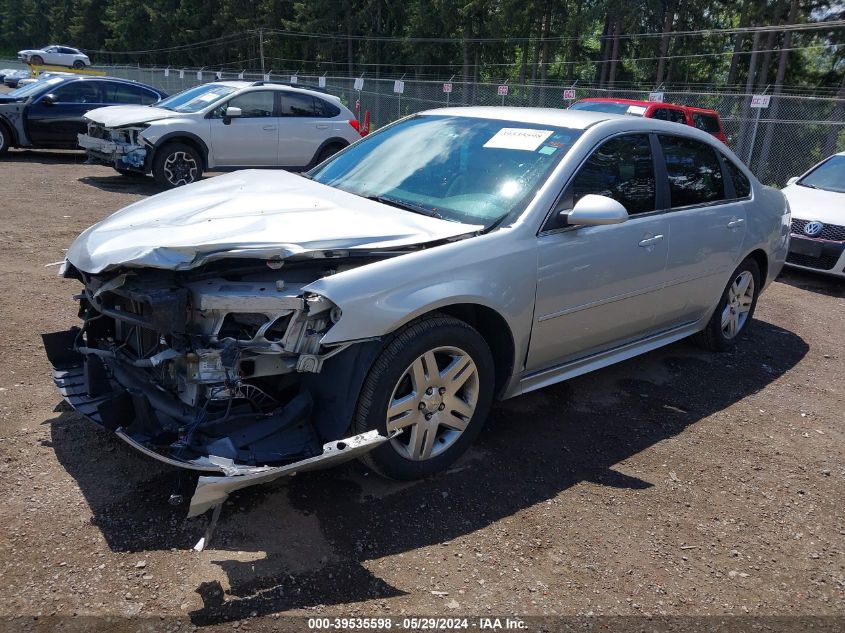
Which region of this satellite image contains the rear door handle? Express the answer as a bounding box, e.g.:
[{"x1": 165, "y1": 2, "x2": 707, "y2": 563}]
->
[
  {"x1": 263, "y1": 125, "x2": 277, "y2": 131},
  {"x1": 638, "y1": 235, "x2": 665, "y2": 247},
  {"x1": 727, "y1": 217, "x2": 745, "y2": 229}
]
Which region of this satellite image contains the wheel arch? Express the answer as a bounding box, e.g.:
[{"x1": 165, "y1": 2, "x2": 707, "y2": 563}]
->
[
  {"x1": 744, "y1": 248, "x2": 769, "y2": 290},
  {"x1": 0, "y1": 115, "x2": 19, "y2": 147},
  {"x1": 148, "y1": 132, "x2": 209, "y2": 171},
  {"x1": 431, "y1": 303, "x2": 516, "y2": 398},
  {"x1": 308, "y1": 136, "x2": 350, "y2": 168}
]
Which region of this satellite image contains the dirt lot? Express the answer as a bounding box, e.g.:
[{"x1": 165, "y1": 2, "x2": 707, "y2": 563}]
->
[{"x1": 0, "y1": 144, "x2": 843, "y2": 631}]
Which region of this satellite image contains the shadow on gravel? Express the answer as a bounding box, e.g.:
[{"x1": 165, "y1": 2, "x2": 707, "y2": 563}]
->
[
  {"x1": 3, "y1": 148, "x2": 87, "y2": 164},
  {"x1": 776, "y1": 268, "x2": 844, "y2": 298},
  {"x1": 47, "y1": 318, "x2": 808, "y2": 622},
  {"x1": 79, "y1": 174, "x2": 162, "y2": 195}
]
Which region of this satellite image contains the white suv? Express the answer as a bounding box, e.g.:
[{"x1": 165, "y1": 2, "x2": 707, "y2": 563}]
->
[
  {"x1": 18, "y1": 45, "x2": 91, "y2": 68},
  {"x1": 78, "y1": 81, "x2": 362, "y2": 188}
]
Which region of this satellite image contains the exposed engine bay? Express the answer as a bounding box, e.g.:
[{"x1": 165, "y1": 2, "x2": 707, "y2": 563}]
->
[{"x1": 42, "y1": 255, "x2": 396, "y2": 522}]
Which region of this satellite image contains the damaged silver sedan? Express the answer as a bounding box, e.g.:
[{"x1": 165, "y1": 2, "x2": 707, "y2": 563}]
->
[{"x1": 44, "y1": 108, "x2": 790, "y2": 519}]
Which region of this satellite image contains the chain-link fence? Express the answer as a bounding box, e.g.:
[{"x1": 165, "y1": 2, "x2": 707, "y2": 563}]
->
[{"x1": 3, "y1": 58, "x2": 843, "y2": 186}]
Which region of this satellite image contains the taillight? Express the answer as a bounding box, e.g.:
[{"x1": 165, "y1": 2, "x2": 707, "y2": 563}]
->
[{"x1": 348, "y1": 119, "x2": 361, "y2": 134}]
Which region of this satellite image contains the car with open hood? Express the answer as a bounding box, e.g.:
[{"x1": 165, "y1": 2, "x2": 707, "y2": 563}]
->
[
  {"x1": 782, "y1": 152, "x2": 845, "y2": 278},
  {"x1": 44, "y1": 107, "x2": 789, "y2": 521},
  {"x1": 78, "y1": 81, "x2": 363, "y2": 188},
  {"x1": 0, "y1": 75, "x2": 165, "y2": 154}
]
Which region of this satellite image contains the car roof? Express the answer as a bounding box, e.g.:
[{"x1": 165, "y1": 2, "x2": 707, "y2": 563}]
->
[
  {"x1": 418, "y1": 106, "x2": 616, "y2": 129},
  {"x1": 209, "y1": 81, "x2": 341, "y2": 101},
  {"x1": 578, "y1": 97, "x2": 720, "y2": 116}
]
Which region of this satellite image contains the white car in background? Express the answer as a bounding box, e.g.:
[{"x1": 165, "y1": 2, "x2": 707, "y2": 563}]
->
[
  {"x1": 782, "y1": 152, "x2": 845, "y2": 278},
  {"x1": 17, "y1": 45, "x2": 91, "y2": 69},
  {"x1": 78, "y1": 81, "x2": 363, "y2": 188}
]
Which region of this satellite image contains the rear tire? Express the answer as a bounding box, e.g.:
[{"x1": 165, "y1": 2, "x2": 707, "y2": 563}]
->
[
  {"x1": 353, "y1": 314, "x2": 495, "y2": 480},
  {"x1": 152, "y1": 142, "x2": 203, "y2": 189},
  {"x1": 314, "y1": 143, "x2": 344, "y2": 166},
  {"x1": 0, "y1": 121, "x2": 10, "y2": 155},
  {"x1": 696, "y1": 257, "x2": 761, "y2": 352},
  {"x1": 72, "y1": 60, "x2": 85, "y2": 70}
]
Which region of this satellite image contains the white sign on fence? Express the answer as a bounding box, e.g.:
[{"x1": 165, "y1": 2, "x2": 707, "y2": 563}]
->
[
  {"x1": 215, "y1": 71, "x2": 221, "y2": 80},
  {"x1": 648, "y1": 92, "x2": 664, "y2": 102},
  {"x1": 497, "y1": 85, "x2": 509, "y2": 96},
  {"x1": 164, "y1": 68, "x2": 169, "y2": 77},
  {"x1": 563, "y1": 88, "x2": 576, "y2": 100},
  {"x1": 263, "y1": 73, "x2": 270, "y2": 81},
  {"x1": 179, "y1": 69, "x2": 184, "y2": 79},
  {"x1": 196, "y1": 71, "x2": 202, "y2": 80},
  {"x1": 751, "y1": 94, "x2": 771, "y2": 108},
  {"x1": 318, "y1": 76, "x2": 326, "y2": 88},
  {"x1": 238, "y1": 71, "x2": 244, "y2": 80},
  {"x1": 394, "y1": 80, "x2": 405, "y2": 94},
  {"x1": 354, "y1": 77, "x2": 364, "y2": 91},
  {"x1": 290, "y1": 75, "x2": 298, "y2": 84},
  {"x1": 443, "y1": 82, "x2": 453, "y2": 94}
]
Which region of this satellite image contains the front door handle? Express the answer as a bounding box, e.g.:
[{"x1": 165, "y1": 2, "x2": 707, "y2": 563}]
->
[
  {"x1": 638, "y1": 234, "x2": 665, "y2": 247},
  {"x1": 727, "y1": 217, "x2": 745, "y2": 229},
  {"x1": 263, "y1": 125, "x2": 277, "y2": 131}
]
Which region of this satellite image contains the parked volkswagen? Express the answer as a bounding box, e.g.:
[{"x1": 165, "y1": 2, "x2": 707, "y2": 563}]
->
[{"x1": 44, "y1": 107, "x2": 789, "y2": 516}]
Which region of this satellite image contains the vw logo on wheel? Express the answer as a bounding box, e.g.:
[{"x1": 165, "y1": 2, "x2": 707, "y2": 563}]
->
[{"x1": 803, "y1": 221, "x2": 825, "y2": 237}]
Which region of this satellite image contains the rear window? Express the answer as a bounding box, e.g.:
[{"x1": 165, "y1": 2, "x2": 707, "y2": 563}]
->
[
  {"x1": 281, "y1": 92, "x2": 318, "y2": 116},
  {"x1": 659, "y1": 135, "x2": 725, "y2": 207},
  {"x1": 569, "y1": 101, "x2": 633, "y2": 115},
  {"x1": 693, "y1": 113, "x2": 721, "y2": 134}
]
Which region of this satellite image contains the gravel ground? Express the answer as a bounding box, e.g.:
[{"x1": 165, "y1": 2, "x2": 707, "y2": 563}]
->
[{"x1": 0, "y1": 140, "x2": 842, "y2": 631}]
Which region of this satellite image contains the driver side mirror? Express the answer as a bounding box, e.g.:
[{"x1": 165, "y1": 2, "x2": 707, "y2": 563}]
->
[
  {"x1": 223, "y1": 106, "x2": 242, "y2": 125},
  {"x1": 561, "y1": 194, "x2": 629, "y2": 226},
  {"x1": 41, "y1": 94, "x2": 57, "y2": 106},
  {"x1": 786, "y1": 177, "x2": 799, "y2": 186}
]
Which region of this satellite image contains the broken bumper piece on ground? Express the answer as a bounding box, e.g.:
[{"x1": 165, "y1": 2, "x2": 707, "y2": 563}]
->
[{"x1": 43, "y1": 327, "x2": 391, "y2": 520}]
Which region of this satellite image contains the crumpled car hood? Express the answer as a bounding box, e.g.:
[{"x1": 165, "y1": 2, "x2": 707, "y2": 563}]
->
[
  {"x1": 66, "y1": 170, "x2": 482, "y2": 273},
  {"x1": 84, "y1": 105, "x2": 178, "y2": 128}
]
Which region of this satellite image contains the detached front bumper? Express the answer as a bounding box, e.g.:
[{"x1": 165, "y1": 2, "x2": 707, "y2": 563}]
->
[
  {"x1": 78, "y1": 133, "x2": 147, "y2": 171},
  {"x1": 44, "y1": 328, "x2": 390, "y2": 517}
]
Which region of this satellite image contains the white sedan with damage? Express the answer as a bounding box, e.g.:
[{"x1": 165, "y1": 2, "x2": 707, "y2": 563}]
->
[{"x1": 45, "y1": 107, "x2": 789, "y2": 521}]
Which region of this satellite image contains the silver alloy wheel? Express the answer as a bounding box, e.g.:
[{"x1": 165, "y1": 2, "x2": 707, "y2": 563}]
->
[
  {"x1": 163, "y1": 151, "x2": 198, "y2": 186},
  {"x1": 386, "y1": 345, "x2": 479, "y2": 461},
  {"x1": 0, "y1": 127, "x2": 5, "y2": 149},
  {"x1": 721, "y1": 270, "x2": 755, "y2": 339}
]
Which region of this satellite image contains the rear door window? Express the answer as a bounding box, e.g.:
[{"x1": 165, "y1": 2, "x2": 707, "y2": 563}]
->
[
  {"x1": 693, "y1": 113, "x2": 721, "y2": 135},
  {"x1": 281, "y1": 93, "x2": 318, "y2": 117},
  {"x1": 569, "y1": 133, "x2": 656, "y2": 215},
  {"x1": 659, "y1": 135, "x2": 726, "y2": 207},
  {"x1": 102, "y1": 82, "x2": 159, "y2": 105},
  {"x1": 721, "y1": 154, "x2": 751, "y2": 198},
  {"x1": 652, "y1": 108, "x2": 686, "y2": 124}
]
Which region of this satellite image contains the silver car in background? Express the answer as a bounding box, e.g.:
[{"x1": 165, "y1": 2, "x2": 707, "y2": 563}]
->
[{"x1": 44, "y1": 107, "x2": 790, "y2": 516}]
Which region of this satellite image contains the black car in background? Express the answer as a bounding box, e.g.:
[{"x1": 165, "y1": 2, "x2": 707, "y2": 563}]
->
[{"x1": 0, "y1": 75, "x2": 167, "y2": 154}]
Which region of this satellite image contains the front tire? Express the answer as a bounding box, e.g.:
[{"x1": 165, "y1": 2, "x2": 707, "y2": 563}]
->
[
  {"x1": 697, "y1": 257, "x2": 761, "y2": 352},
  {"x1": 31, "y1": 55, "x2": 44, "y2": 66},
  {"x1": 152, "y1": 142, "x2": 203, "y2": 189},
  {"x1": 0, "y1": 121, "x2": 10, "y2": 155},
  {"x1": 354, "y1": 314, "x2": 495, "y2": 480}
]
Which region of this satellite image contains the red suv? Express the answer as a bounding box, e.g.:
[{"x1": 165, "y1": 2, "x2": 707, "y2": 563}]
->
[{"x1": 570, "y1": 98, "x2": 728, "y2": 144}]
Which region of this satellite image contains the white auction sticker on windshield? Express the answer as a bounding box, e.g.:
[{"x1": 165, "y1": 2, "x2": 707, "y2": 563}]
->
[{"x1": 484, "y1": 128, "x2": 554, "y2": 151}]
